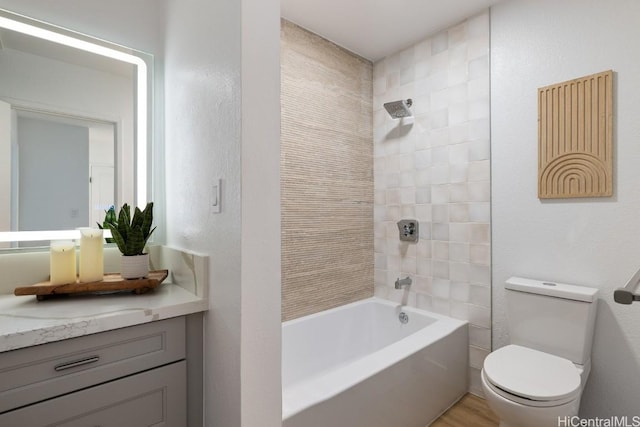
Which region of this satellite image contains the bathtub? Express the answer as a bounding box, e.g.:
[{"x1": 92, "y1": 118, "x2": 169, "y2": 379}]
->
[{"x1": 282, "y1": 297, "x2": 468, "y2": 427}]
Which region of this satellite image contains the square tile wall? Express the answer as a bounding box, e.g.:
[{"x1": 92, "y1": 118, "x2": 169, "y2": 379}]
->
[{"x1": 373, "y1": 11, "x2": 491, "y2": 395}]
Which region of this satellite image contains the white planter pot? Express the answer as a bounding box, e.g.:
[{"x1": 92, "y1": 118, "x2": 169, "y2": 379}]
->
[{"x1": 120, "y1": 254, "x2": 149, "y2": 279}]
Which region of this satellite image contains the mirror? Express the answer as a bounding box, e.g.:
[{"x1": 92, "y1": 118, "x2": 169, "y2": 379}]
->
[{"x1": 0, "y1": 8, "x2": 151, "y2": 246}]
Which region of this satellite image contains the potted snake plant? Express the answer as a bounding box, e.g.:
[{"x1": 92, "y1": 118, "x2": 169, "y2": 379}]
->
[{"x1": 106, "y1": 202, "x2": 156, "y2": 279}]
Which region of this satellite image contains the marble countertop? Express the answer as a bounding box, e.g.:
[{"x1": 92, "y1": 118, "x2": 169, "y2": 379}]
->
[
  {"x1": 0, "y1": 246, "x2": 209, "y2": 353},
  {"x1": 0, "y1": 283, "x2": 206, "y2": 353}
]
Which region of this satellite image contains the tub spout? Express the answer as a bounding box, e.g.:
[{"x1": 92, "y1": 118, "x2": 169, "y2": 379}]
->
[{"x1": 395, "y1": 276, "x2": 412, "y2": 289}]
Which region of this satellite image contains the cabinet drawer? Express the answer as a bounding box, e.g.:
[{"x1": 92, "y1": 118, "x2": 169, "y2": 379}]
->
[
  {"x1": 0, "y1": 317, "x2": 185, "y2": 413},
  {"x1": 0, "y1": 361, "x2": 186, "y2": 427}
]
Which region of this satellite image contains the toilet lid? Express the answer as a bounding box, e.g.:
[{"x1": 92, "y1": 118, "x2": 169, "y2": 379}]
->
[{"x1": 483, "y1": 345, "x2": 581, "y2": 402}]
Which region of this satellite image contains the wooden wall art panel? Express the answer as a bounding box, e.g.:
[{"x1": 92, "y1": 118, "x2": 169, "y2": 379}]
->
[{"x1": 538, "y1": 70, "x2": 613, "y2": 199}]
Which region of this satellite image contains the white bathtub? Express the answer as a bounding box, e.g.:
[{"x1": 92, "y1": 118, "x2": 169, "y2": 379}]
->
[{"x1": 282, "y1": 297, "x2": 468, "y2": 427}]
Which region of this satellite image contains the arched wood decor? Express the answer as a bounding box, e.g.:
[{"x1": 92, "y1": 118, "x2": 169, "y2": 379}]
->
[{"x1": 538, "y1": 70, "x2": 613, "y2": 199}]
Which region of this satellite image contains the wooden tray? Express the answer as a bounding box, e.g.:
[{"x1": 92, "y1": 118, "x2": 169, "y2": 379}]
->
[{"x1": 14, "y1": 270, "x2": 169, "y2": 300}]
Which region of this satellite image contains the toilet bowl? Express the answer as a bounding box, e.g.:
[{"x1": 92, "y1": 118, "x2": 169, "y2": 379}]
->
[
  {"x1": 482, "y1": 277, "x2": 599, "y2": 427},
  {"x1": 481, "y1": 345, "x2": 584, "y2": 427}
]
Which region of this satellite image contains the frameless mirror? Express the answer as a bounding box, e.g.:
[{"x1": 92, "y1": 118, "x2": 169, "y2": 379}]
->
[{"x1": 0, "y1": 8, "x2": 151, "y2": 247}]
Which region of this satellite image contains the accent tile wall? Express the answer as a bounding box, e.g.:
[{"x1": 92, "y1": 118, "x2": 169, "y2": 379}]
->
[
  {"x1": 372, "y1": 11, "x2": 491, "y2": 395},
  {"x1": 281, "y1": 20, "x2": 374, "y2": 321}
]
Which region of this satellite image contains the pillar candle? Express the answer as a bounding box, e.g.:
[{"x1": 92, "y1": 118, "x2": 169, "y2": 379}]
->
[
  {"x1": 78, "y1": 228, "x2": 104, "y2": 283},
  {"x1": 50, "y1": 241, "x2": 76, "y2": 285}
]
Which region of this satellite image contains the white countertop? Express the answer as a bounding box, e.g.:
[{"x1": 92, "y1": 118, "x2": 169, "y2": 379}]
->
[
  {"x1": 0, "y1": 246, "x2": 209, "y2": 353},
  {"x1": 0, "y1": 283, "x2": 207, "y2": 353}
]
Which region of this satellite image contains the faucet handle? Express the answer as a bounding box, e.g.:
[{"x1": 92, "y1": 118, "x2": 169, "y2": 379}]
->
[{"x1": 397, "y1": 220, "x2": 419, "y2": 242}]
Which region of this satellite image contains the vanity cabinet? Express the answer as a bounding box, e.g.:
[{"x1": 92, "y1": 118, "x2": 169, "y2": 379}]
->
[{"x1": 0, "y1": 317, "x2": 187, "y2": 426}]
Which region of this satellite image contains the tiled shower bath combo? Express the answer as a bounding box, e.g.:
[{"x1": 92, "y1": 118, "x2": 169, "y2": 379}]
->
[{"x1": 373, "y1": 12, "x2": 491, "y2": 393}]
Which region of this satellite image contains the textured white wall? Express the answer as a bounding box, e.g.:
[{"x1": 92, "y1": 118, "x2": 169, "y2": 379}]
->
[
  {"x1": 491, "y1": 0, "x2": 640, "y2": 417},
  {"x1": 164, "y1": 0, "x2": 281, "y2": 426},
  {"x1": 163, "y1": 1, "x2": 242, "y2": 424}
]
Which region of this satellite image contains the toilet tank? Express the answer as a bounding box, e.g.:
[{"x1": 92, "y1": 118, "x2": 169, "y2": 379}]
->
[{"x1": 505, "y1": 277, "x2": 599, "y2": 365}]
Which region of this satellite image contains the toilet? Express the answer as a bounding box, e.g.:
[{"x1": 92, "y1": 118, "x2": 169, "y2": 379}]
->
[{"x1": 482, "y1": 277, "x2": 598, "y2": 427}]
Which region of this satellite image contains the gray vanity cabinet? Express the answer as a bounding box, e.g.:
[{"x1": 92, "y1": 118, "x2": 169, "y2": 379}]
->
[{"x1": 0, "y1": 317, "x2": 187, "y2": 426}]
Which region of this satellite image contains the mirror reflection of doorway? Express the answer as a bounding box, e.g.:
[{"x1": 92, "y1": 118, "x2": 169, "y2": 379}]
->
[
  {"x1": 8, "y1": 109, "x2": 115, "y2": 243},
  {"x1": 18, "y1": 115, "x2": 90, "y2": 231}
]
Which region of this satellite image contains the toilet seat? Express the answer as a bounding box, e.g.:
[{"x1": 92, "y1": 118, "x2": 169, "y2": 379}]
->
[{"x1": 483, "y1": 345, "x2": 581, "y2": 407}]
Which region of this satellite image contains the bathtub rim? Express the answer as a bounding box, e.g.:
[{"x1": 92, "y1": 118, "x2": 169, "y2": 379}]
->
[
  {"x1": 282, "y1": 296, "x2": 468, "y2": 420},
  {"x1": 282, "y1": 296, "x2": 465, "y2": 328}
]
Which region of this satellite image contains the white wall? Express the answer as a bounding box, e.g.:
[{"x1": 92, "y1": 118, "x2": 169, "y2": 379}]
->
[
  {"x1": 89, "y1": 125, "x2": 115, "y2": 227},
  {"x1": 491, "y1": 0, "x2": 640, "y2": 417},
  {"x1": 0, "y1": 48, "x2": 133, "y2": 122},
  {"x1": 162, "y1": 0, "x2": 239, "y2": 423},
  {"x1": 164, "y1": 0, "x2": 281, "y2": 426},
  {"x1": 89, "y1": 125, "x2": 115, "y2": 166},
  {"x1": 240, "y1": 1, "x2": 282, "y2": 424}
]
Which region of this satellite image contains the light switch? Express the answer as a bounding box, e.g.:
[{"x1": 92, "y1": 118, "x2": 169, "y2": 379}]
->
[{"x1": 211, "y1": 179, "x2": 221, "y2": 213}]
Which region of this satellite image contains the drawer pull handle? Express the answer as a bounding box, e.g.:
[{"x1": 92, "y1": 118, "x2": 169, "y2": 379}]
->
[{"x1": 54, "y1": 356, "x2": 100, "y2": 371}]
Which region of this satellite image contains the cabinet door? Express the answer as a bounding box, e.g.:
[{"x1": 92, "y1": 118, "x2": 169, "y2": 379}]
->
[
  {"x1": 0, "y1": 317, "x2": 185, "y2": 414},
  {"x1": 0, "y1": 361, "x2": 186, "y2": 427}
]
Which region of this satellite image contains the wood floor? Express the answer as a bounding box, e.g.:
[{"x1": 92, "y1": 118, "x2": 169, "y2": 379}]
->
[{"x1": 431, "y1": 393, "x2": 500, "y2": 427}]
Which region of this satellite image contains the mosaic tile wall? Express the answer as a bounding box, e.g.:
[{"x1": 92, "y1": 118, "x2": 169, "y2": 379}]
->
[
  {"x1": 281, "y1": 20, "x2": 374, "y2": 321},
  {"x1": 372, "y1": 11, "x2": 491, "y2": 395}
]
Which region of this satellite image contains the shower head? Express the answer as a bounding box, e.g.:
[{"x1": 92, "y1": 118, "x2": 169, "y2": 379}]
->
[{"x1": 384, "y1": 99, "x2": 413, "y2": 119}]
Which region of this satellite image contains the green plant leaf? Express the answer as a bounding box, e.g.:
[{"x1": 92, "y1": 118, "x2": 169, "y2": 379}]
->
[
  {"x1": 104, "y1": 206, "x2": 117, "y2": 224},
  {"x1": 141, "y1": 202, "x2": 154, "y2": 238},
  {"x1": 98, "y1": 205, "x2": 117, "y2": 243},
  {"x1": 117, "y1": 204, "x2": 130, "y2": 243},
  {"x1": 125, "y1": 227, "x2": 144, "y2": 256},
  {"x1": 107, "y1": 223, "x2": 127, "y2": 254},
  {"x1": 142, "y1": 226, "x2": 157, "y2": 248},
  {"x1": 109, "y1": 202, "x2": 156, "y2": 256},
  {"x1": 132, "y1": 207, "x2": 144, "y2": 230}
]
